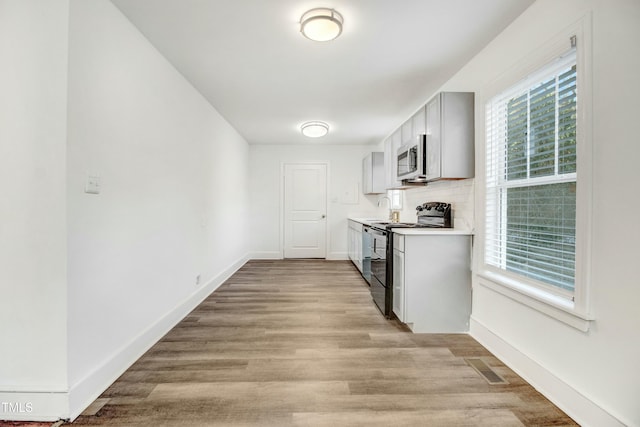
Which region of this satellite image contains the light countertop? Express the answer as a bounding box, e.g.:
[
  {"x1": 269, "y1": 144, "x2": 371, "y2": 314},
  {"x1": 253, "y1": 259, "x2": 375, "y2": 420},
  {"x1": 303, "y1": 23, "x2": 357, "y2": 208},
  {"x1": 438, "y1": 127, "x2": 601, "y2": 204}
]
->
[
  {"x1": 348, "y1": 217, "x2": 473, "y2": 236},
  {"x1": 348, "y1": 217, "x2": 385, "y2": 226},
  {"x1": 391, "y1": 228, "x2": 473, "y2": 236}
]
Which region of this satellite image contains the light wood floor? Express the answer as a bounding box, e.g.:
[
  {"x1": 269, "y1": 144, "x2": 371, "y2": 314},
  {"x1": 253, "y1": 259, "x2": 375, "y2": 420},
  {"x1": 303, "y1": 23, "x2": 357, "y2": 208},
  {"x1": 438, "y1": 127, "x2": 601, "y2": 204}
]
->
[{"x1": 69, "y1": 260, "x2": 576, "y2": 427}]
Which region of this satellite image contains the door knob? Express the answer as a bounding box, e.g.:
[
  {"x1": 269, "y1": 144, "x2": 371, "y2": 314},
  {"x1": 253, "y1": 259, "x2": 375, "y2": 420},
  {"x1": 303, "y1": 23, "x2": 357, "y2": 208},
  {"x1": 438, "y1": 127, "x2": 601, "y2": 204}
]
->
[{"x1": 321, "y1": 214, "x2": 326, "y2": 219}]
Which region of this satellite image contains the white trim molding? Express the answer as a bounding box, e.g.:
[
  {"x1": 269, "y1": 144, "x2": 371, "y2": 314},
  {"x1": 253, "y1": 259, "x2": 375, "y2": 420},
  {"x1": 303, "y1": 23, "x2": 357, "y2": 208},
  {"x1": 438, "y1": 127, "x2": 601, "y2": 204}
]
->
[
  {"x1": 250, "y1": 251, "x2": 283, "y2": 260},
  {"x1": 470, "y1": 318, "x2": 627, "y2": 427},
  {"x1": 4, "y1": 255, "x2": 252, "y2": 422},
  {"x1": 475, "y1": 12, "x2": 595, "y2": 331},
  {"x1": 67, "y1": 254, "x2": 250, "y2": 421},
  {"x1": 477, "y1": 272, "x2": 593, "y2": 332},
  {"x1": 0, "y1": 391, "x2": 68, "y2": 422},
  {"x1": 326, "y1": 251, "x2": 349, "y2": 261}
]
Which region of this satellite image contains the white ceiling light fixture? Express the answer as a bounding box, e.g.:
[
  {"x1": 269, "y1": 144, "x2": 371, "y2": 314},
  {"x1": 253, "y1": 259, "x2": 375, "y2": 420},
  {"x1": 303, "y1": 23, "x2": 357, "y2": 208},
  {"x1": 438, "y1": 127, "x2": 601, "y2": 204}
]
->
[
  {"x1": 301, "y1": 121, "x2": 330, "y2": 138},
  {"x1": 299, "y1": 8, "x2": 344, "y2": 42}
]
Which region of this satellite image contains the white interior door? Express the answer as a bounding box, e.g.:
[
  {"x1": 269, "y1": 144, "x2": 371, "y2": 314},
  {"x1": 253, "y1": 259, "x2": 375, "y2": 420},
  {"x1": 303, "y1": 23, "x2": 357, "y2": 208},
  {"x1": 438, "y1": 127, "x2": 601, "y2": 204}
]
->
[{"x1": 283, "y1": 163, "x2": 327, "y2": 258}]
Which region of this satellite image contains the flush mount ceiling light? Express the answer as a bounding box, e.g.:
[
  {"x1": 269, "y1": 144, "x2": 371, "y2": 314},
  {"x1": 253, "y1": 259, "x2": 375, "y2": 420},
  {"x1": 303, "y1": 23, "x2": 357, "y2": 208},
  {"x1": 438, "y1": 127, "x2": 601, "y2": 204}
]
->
[
  {"x1": 300, "y1": 8, "x2": 343, "y2": 42},
  {"x1": 301, "y1": 121, "x2": 329, "y2": 138}
]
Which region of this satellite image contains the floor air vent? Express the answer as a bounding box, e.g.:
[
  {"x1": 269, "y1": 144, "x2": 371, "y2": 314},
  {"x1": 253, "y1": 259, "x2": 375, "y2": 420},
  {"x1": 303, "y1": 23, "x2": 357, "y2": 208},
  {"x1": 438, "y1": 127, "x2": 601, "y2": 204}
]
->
[{"x1": 465, "y1": 358, "x2": 508, "y2": 385}]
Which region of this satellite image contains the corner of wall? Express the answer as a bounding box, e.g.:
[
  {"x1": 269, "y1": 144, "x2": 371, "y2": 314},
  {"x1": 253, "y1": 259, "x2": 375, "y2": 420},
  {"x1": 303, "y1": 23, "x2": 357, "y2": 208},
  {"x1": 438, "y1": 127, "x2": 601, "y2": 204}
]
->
[{"x1": 0, "y1": 0, "x2": 71, "y2": 421}]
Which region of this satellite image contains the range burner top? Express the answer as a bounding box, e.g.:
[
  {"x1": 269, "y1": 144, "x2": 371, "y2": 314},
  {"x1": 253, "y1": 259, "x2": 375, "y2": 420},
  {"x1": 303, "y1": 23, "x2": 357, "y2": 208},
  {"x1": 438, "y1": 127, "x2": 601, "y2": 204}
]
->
[
  {"x1": 371, "y1": 222, "x2": 441, "y2": 230},
  {"x1": 370, "y1": 201, "x2": 453, "y2": 231}
]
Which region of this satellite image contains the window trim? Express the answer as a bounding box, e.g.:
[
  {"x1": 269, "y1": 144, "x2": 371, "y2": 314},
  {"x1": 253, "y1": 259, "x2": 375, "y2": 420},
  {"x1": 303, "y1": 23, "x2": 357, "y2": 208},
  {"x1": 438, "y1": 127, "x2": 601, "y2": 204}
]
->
[
  {"x1": 477, "y1": 271, "x2": 593, "y2": 332},
  {"x1": 475, "y1": 14, "x2": 593, "y2": 331}
]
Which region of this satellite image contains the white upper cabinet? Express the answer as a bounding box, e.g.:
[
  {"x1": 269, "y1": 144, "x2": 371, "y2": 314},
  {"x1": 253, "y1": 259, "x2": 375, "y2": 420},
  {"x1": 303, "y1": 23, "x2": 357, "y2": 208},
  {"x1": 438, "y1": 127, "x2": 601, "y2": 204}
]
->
[
  {"x1": 411, "y1": 106, "x2": 426, "y2": 137},
  {"x1": 400, "y1": 106, "x2": 426, "y2": 146},
  {"x1": 383, "y1": 92, "x2": 473, "y2": 189},
  {"x1": 425, "y1": 95, "x2": 442, "y2": 181},
  {"x1": 384, "y1": 129, "x2": 405, "y2": 189},
  {"x1": 385, "y1": 108, "x2": 425, "y2": 189},
  {"x1": 401, "y1": 118, "x2": 412, "y2": 144},
  {"x1": 383, "y1": 136, "x2": 393, "y2": 189},
  {"x1": 362, "y1": 152, "x2": 385, "y2": 194},
  {"x1": 425, "y1": 92, "x2": 475, "y2": 181}
]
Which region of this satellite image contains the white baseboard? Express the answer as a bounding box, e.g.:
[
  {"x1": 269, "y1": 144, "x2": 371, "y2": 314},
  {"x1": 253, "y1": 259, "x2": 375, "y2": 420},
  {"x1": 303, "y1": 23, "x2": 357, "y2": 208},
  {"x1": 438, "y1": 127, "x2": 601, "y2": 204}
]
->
[
  {"x1": 327, "y1": 251, "x2": 348, "y2": 260},
  {"x1": 0, "y1": 391, "x2": 68, "y2": 422},
  {"x1": 67, "y1": 254, "x2": 250, "y2": 421},
  {"x1": 250, "y1": 251, "x2": 282, "y2": 259},
  {"x1": 250, "y1": 251, "x2": 350, "y2": 261},
  {"x1": 469, "y1": 317, "x2": 626, "y2": 427}
]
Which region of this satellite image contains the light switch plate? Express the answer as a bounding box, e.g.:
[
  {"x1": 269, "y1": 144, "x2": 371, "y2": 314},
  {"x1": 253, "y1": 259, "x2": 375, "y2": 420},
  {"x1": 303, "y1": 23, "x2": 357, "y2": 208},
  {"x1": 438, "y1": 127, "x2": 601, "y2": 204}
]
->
[{"x1": 85, "y1": 175, "x2": 101, "y2": 194}]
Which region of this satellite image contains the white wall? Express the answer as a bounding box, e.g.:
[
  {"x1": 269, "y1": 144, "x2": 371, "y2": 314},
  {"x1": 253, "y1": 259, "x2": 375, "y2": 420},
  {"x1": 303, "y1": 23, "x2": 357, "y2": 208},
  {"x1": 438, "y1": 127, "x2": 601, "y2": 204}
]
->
[
  {"x1": 65, "y1": 0, "x2": 250, "y2": 419},
  {"x1": 249, "y1": 144, "x2": 384, "y2": 259},
  {"x1": 0, "y1": 0, "x2": 70, "y2": 420},
  {"x1": 437, "y1": 1, "x2": 639, "y2": 425}
]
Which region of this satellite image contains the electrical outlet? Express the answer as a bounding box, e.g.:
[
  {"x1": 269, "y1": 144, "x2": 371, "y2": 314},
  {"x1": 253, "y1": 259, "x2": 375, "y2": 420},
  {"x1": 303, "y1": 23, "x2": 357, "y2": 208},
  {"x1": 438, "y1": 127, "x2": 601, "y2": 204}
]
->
[{"x1": 85, "y1": 174, "x2": 101, "y2": 194}]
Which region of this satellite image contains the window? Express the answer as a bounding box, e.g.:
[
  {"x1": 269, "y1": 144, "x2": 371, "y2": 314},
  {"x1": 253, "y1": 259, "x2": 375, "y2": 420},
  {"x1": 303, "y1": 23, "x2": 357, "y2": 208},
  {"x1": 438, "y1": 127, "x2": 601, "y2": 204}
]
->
[
  {"x1": 388, "y1": 189, "x2": 403, "y2": 210},
  {"x1": 485, "y1": 42, "x2": 578, "y2": 299}
]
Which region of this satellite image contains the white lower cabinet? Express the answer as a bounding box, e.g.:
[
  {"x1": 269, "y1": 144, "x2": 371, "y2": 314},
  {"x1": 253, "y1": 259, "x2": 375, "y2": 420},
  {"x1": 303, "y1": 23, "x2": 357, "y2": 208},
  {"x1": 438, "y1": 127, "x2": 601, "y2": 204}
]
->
[
  {"x1": 348, "y1": 220, "x2": 363, "y2": 273},
  {"x1": 392, "y1": 233, "x2": 471, "y2": 333},
  {"x1": 392, "y1": 243, "x2": 405, "y2": 321}
]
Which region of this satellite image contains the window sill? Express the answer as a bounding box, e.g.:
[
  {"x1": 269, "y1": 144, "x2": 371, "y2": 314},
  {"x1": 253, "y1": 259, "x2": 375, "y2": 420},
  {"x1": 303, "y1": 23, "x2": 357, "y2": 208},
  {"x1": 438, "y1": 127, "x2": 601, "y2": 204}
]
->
[{"x1": 476, "y1": 270, "x2": 594, "y2": 332}]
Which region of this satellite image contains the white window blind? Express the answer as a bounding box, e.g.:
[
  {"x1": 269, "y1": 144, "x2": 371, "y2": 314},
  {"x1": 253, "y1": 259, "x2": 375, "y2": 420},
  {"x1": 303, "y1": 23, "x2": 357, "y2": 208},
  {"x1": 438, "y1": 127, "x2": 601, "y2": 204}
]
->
[{"x1": 485, "y1": 45, "x2": 577, "y2": 297}]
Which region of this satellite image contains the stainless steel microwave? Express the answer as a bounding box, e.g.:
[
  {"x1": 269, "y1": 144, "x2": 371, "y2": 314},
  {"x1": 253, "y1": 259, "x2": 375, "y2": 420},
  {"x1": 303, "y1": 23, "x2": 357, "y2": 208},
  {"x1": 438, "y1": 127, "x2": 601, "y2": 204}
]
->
[{"x1": 396, "y1": 135, "x2": 427, "y2": 182}]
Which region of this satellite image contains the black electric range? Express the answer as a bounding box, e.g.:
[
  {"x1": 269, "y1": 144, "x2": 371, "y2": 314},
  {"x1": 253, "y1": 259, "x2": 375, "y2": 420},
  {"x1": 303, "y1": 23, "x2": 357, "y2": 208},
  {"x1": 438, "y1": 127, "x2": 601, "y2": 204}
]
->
[{"x1": 368, "y1": 202, "x2": 452, "y2": 317}]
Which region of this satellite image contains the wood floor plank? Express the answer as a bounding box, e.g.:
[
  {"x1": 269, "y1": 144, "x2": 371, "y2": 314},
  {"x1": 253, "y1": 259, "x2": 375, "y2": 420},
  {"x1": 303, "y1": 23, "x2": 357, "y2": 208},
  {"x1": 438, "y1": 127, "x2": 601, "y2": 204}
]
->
[
  {"x1": 69, "y1": 260, "x2": 577, "y2": 426},
  {"x1": 291, "y1": 409, "x2": 526, "y2": 427}
]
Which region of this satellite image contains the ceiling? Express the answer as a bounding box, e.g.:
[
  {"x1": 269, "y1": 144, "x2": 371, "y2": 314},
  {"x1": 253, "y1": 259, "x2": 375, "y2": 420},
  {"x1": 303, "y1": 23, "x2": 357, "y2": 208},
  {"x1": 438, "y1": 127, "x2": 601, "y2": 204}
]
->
[{"x1": 110, "y1": 0, "x2": 534, "y2": 145}]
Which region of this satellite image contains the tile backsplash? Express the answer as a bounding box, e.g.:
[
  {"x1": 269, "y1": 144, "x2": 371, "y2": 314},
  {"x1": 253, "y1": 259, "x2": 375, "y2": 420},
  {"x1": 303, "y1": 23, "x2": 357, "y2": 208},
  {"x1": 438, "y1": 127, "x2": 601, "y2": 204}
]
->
[{"x1": 399, "y1": 179, "x2": 475, "y2": 231}]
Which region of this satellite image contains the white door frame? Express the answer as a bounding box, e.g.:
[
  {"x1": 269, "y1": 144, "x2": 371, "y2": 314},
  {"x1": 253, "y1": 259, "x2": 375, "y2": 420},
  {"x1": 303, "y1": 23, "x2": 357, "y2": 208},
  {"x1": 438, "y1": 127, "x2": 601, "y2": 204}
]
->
[{"x1": 280, "y1": 162, "x2": 330, "y2": 259}]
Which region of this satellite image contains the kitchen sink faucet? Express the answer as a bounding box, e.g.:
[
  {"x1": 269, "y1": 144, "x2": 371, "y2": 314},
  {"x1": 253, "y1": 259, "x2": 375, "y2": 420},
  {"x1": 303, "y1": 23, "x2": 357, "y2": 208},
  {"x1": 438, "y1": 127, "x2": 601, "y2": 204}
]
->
[{"x1": 377, "y1": 196, "x2": 393, "y2": 220}]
